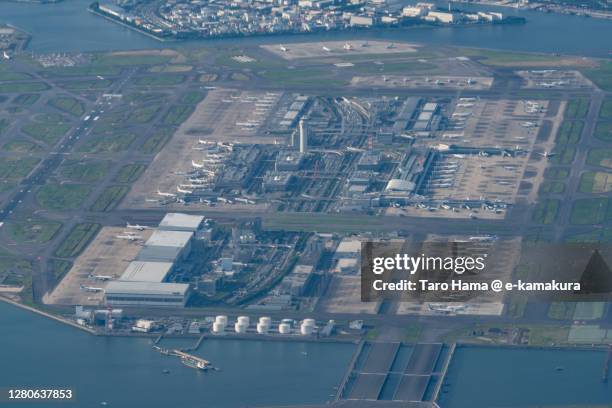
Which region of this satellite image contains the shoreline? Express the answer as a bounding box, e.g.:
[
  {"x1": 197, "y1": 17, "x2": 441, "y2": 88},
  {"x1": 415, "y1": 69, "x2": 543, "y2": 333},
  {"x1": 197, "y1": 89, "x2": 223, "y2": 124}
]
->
[
  {"x1": 2, "y1": 296, "x2": 611, "y2": 352},
  {"x1": 89, "y1": 4, "x2": 525, "y2": 44}
]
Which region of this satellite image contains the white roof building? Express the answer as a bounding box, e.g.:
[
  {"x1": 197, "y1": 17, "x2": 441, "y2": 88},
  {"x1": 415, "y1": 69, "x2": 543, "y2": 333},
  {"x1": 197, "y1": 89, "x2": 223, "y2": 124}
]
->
[
  {"x1": 120, "y1": 261, "x2": 173, "y2": 283},
  {"x1": 105, "y1": 281, "x2": 190, "y2": 307},
  {"x1": 158, "y1": 213, "x2": 205, "y2": 232}
]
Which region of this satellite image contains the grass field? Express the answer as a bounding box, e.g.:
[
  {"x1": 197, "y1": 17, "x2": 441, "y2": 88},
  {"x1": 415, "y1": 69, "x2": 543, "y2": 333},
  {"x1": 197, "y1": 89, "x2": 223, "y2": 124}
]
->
[
  {"x1": 0, "y1": 82, "x2": 49, "y2": 93},
  {"x1": 140, "y1": 127, "x2": 173, "y2": 154},
  {"x1": 49, "y1": 259, "x2": 72, "y2": 281},
  {"x1": 570, "y1": 198, "x2": 610, "y2": 224},
  {"x1": 59, "y1": 79, "x2": 112, "y2": 91},
  {"x1": 582, "y1": 60, "x2": 612, "y2": 91},
  {"x1": 578, "y1": 171, "x2": 612, "y2": 193},
  {"x1": 181, "y1": 91, "x2": 205, "y2": 104},
  {"x1": 58, "y1": 160, "x2": 110, "y2": 183},
  {"x1": 0, "y1": 118, "x2": 9, "y2": 135},
  {"x1": 532, "y1": 199, "x2": 559, "y2": 224},
  {"x1": 462, "y1": 48, "x2": 585, "y2": 67},
  {"x1": 4, "y1": 217, "x2": 62, "y2": 244},
  {"x1": 2, "y1": 140, "x2": 42, "y2": 153},
  {"x1": 0, "y1": 157, "x2": 39, "y2": 179},
  {"x1": 54, "y1": 223, "x2": 100, "y2": 258},
  {"x1": 599, "y1": 98, "x2": 612, "y2": 119},
  {"x1": 134, "y1": 75, "x2": 185, "y2": 86},
  {"x1": 564, "y1": 99, "x2": 589, "y2": 119},
  {"x1": 114, "y1": 164, "x2": 145, "y2": 183},
  {"x1": 78, "y1": 131, "x2": 137, "y2": 153},
  {"x1": 36, "y1": 184, "x2": 92, "y2": 210},
  {"x1": 48, "y1": 96, "x2": 85, "y2": 117},
  {"x1": 549, "y1": 146, "x2": 576, "y2": 165},
  {"x1": 163, "y1": 105, "x2": 194, "y2": 126},
  {"x1": 538, "y1": 181, "x2": 565, "y2": 194},
  {"x1": 555, "y1": 120, "x2": 583, "y2": 144},
  {"x1": 12, "y1": 93, "x2": 40, "y2": 106},
  {"x1": 128, "y1": 104, "x2": 162, "y2": 123},
  {"x1": 586, "y1": 148, "x2": 612, "y2": 168},
  {"x1": 92, "y1": 53, "x2": 172, "y2": 66},
  {"x1": 22, "y1": 113, "x2": 71, "y2": 145},
  {"x1": 594, "y1": 122, "x2": 612, "y2": 142},
  {"x1": 90, "y1": 185, "x2": 128, "y2": 212}
]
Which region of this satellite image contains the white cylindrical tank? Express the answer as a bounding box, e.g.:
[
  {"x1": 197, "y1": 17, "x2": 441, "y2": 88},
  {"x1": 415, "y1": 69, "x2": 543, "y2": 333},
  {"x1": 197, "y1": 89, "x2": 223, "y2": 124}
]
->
[
  {"x1": 259, "y1": 316, "x2": 271, "y2": 326},
  {"x1": 256, "y1": 323, "x2": 269, "y2": 334},
  {"x1": 234, "y1": 323, "x2": 248, "y2": 334},
  {"x1": 212, "y1": 321, "x2": 226, "y2": 334},
  {"x1": 300, "y1": 324, "x2": 314, "y2": 335},
  {"x1": 215, "y1": 315, "x2": 228, "y2": 325},
  {"x1": 278, "y1": 323, "x2": 291, "y2": 334},
  {"x1": 300, "y1": 318, "x2": 315, "y2": 335},
  {"x1": 237, "y1": 316, "x2": 250, "y2": 326}
]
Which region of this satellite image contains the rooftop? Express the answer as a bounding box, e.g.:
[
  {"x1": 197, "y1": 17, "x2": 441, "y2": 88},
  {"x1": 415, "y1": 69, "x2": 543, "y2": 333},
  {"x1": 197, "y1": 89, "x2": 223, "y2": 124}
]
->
[
  {"x1": 159, "y1": 213, "x2": 204, "y2": 231},
  {"x1": 120, "y1": 261, "x2": 173, "y2": 283},
  {"x1": 145, "y1": 230, "x2": 193, "y2": 248},
  {"x1": 105, "y1": 281, "x2": 189, "y2": 296}
]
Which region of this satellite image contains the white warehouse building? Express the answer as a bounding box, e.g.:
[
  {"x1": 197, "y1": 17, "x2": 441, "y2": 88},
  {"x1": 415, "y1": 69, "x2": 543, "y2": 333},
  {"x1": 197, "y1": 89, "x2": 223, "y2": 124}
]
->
[
  {"x1": 137, "y1": 230, "x2": 193, "y2": 263},
  {"x1": 158, "y1": 213, "x2": 205, "y2": 233},
  {"x1": 120, "y1": 261, "x2": 174, "y2": 283},
  {"x1": 105, "y1": 281, "x2": 190, "y2": 307}
]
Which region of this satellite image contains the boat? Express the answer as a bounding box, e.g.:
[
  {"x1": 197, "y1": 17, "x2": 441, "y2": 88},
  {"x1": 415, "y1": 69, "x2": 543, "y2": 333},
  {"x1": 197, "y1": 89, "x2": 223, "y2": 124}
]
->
[{"x1": 181, "y1": 356, "x2": 209, "y2": 371}]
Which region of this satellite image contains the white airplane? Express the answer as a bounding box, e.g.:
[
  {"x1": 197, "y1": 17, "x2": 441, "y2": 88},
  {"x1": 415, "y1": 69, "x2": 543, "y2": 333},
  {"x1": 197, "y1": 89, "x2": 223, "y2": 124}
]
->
[
  {"x1": 116, "y1": 234, "x2": 141, "y2": 241},
  {"x1": 2, "y1": 51, "x2": 10, "y2": 60},
  {"x1": 88, "y1": 274, "x2": 113, "y2": 281},
  {"x1": 157, "y1": 190, "x2": 177, "y2": 198},
  {"x1": 192, "y1": 160, "x2": 205, "y2": 169},
  {"x1": 126, "y1": 222, "x2": 148, "y2": 231},
  {"x1": 279, "y1": 45, "x2": 289, "y2": 52},
  {"x1": 343, "y1": 43, "x2": 353, "y2": 51},
  {"x1": 537, "y1": 150, "x2": 556, "y2": 158},
  {"x1": 521, "y1": 121, "x2": 537, "y2": 128},
  {"x1": 177, "y1": 186, "x2": 193, "y2": 194},
  {"x1": 322, "y1": 46, "x2": 332, "y2": 52},
  {"x1": 80, "y1": 284, "x2": 104, "y2": 293}
]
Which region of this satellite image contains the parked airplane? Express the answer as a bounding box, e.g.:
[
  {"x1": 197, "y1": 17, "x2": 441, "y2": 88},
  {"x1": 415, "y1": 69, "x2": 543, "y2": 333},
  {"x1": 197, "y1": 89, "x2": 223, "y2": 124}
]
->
[
  {"x1": 343, "y1": 43, "x2": 353, "y2": 51},
  {"x1": 2, "y1": 51, "x2": 10, "y2": 60},
  {"x1": 80, "y1": 284, "x2": 104, "y2": 293},
  {"x1": 126, "y1": 223, "x2": 148, "y2": 231},
  {"x1": 537, "y1": 150, "x2": 556, "y2": 158},
  {"x1": 279, "y1": 45, "x2": 289, "y2": 52},
  {"x1": 322, "y1": 46, "x2": 331, "y2": 52},
  {"x1": 177, "y1": 186, "x2": 193, "y2": 194},
  {"x1": 116, "y1": 234, "x2": 141, "y2": 241},
  {"x1": 157, "y1": 190, "x2": 177, "y2": 198},
  {"x1": 88, "y1": 274, "x2": 113, "y2": 281}
]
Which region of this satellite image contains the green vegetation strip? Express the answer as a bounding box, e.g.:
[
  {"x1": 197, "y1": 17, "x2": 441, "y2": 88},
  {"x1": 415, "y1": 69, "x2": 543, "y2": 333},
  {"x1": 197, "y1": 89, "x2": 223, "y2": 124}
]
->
[
  {"x1": 564, "y1": 99, "x2": 589, "y2": 119},
  {"x1": 114, "y1": 164, "x2": 145, "y2": 183},
  {"x1": 59, "y1": 160, "x2": 109, "y2": 183},
  {"x1": 36, "y1": 184, "x2": 92, "y2": 210},
  {"x1": 532, "y1": 199, "x2": 559, "y2": 224},
  {"x1": 4, "y1": 218, "x2": 62, "y2": 244},
  {"x1": 570, "y1": 198, "x2": 611, "y2": 224},
  {"x1": 0, "y1": 157, "x2": 39, "y2": 179},
  {"x1": 48, "y1": 96, "x2": 85, "y2": 117},
  {"x1": 90, "y1": 185, "x2": 128, "y2": 212},
  {"x1": 54, "y1": 223, "x2": 100, "y2": 258}
]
